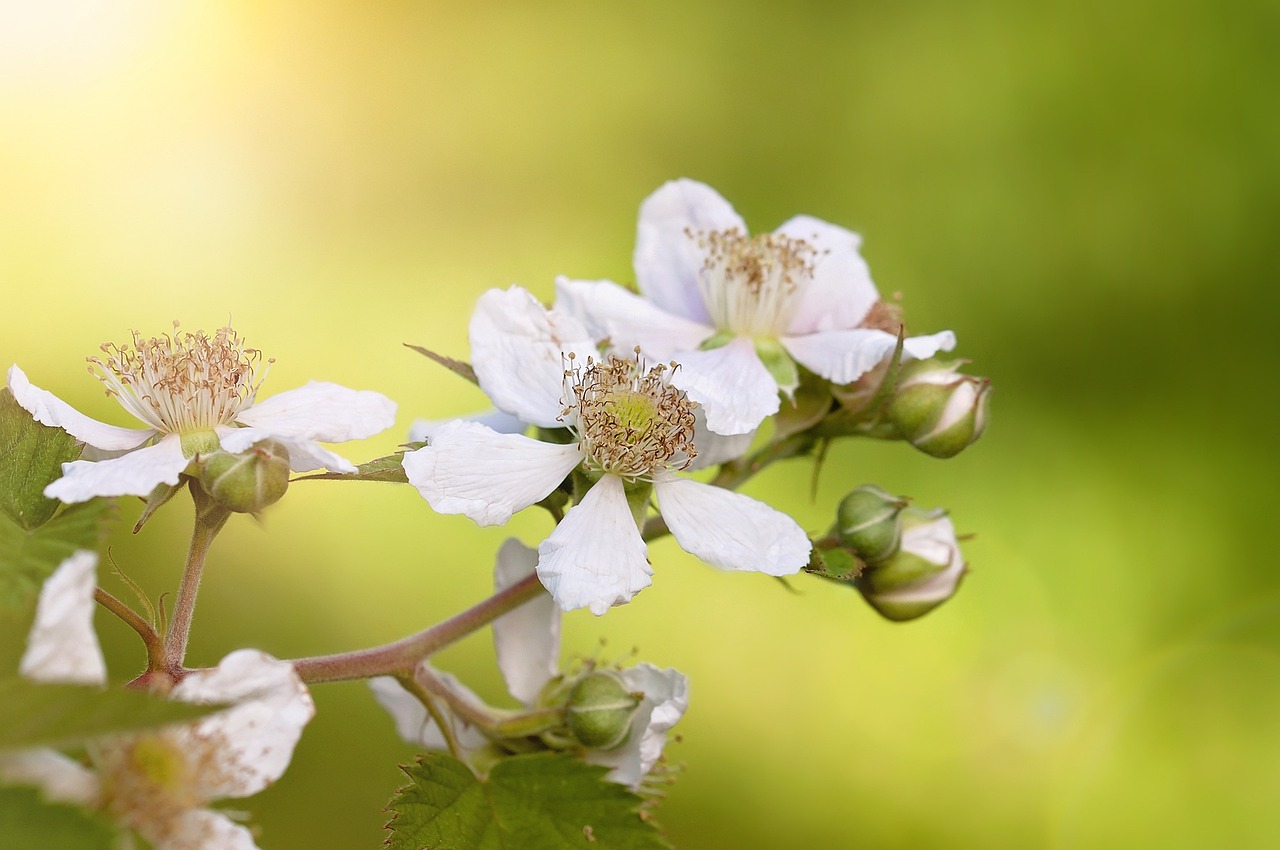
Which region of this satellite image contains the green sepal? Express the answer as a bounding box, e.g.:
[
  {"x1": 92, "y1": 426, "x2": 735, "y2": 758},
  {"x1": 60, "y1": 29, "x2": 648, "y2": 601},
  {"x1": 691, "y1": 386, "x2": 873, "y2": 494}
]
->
[
  {"x1": 753, "y1": 338, "x2": 799, "y2": 399},
  {"x1": 0, "y1": 677, "x2": 226, "y2": 752},
  {"x1": 0, "y1": 388, "x2": 83, "y2": 531},
  {"x1": 772, "y1": 367, "x2": 834, "y2": 441},
  {"x1": 804, "y1": 543, "x2": 863, "y2": 581},
  {"x1": 296, "y1": 445, "x2": 424, "y2": 483},
  {"x1": 697, "y1": 332, "x2": 734, "y2": 351},
  {"x1": 0, "y1": 500, "x2": 110, "y2": 613},
  {"x1": 404, "y1": 344, "x2": 478, "y2": 385},
  {"x1": 385, "y1": 752, "x2": 671, "y2": 850},
  {"x1": 0, "y1": 785, "x2": 119, "y2": 850},
  {"x1": 623, "y1": 481, "x2": 653, "y2": 532}
]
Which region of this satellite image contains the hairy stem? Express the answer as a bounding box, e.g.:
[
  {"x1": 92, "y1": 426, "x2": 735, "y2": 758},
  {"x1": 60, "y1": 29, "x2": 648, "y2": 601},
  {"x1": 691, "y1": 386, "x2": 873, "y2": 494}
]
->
[
  {"x1": 161, "y1": 507, "x2": 228, "y2": 672},
  {"x1": 95, "y1": 587, "x2": 165, "y2": 670}
]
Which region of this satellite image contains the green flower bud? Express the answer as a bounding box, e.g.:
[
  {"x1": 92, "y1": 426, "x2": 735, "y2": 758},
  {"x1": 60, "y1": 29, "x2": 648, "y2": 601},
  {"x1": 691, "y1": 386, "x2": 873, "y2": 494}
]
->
[
  {"x1": 565, "y1": 671, "x2": 642, "y2": 751},
  {"x1": 835, "y1": 485, "x2": 909, "y2": 564},
  {"x1": 856, "y1": 507, "x2": 966, "y2": 621},
  {"x1": 887, "y1": 359, "x2": 990, "y2": 459},
  {"x1": 196, "y1": 440, "x2": 290, "y2": 514}
]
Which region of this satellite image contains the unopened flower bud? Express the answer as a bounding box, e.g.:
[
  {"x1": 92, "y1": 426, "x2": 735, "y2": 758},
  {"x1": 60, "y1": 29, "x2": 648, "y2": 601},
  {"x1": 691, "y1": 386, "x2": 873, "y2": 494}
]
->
[
  {"x1": 836, "y1": 485, "x2": 909, "y2": 564},
  {"x1": 196, "y1": 440, "x2": 290, "y2": 514},
  {"x1": 565, "y1": 671, "x2": 642, "y2": 751},
  {"x1": 857, "y1": 508, "x2": 966, "y2": 621},
  {"x1": 887, "y1": 359, "x2": 990, "y2": 459}
]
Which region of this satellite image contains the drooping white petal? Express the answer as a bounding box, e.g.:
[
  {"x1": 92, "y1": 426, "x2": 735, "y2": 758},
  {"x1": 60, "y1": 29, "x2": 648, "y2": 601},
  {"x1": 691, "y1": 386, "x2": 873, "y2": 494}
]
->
[
  {"x1": 653, "y1": 473, "x2": 810, "y2": 576},
  {"x1": 775, "y1": 216, "x2": 879, "y2": 335},
  {"x1": 635, "y1": 179, "x2": 744, "y2": 325},
  {"x1": 537, "y1": 475, "x2": 652, "y2": 615},
  {"x1": 8, "y1": 365, "x2": 155, "y2": 451},
  {"x1": 216, "y1": 426, "x2": 358, "y2": 474},
  {"x1": 44, "y1": 436, "x2": 189, "y2": 503},
  {"x1": 233, "y1": 381, "x2": 396, "y2": 443},
  {"x1": 369, "y1": 670, "x2": 490, "y2": 754},
  {"x1": 669, "y1": 337, "x2": 779, "y2": 436},
  {"x1": 781, "y1": 328, "x2": 956, "y2": 386},
  {"x1": 586, "y1": 664, "x2": 689, "y2": 789},
  {"x1": 469, "y1": 286, "x2": 597, "y2": 429},
  {"x1": 492, "y1": 539, "x2": 559, "y2": 706},
  {"x1": 170, "y1": 650, "x2": 314, "y2": 800},
  {"x1": 402, "y1": 421, "x2": 582, "y2": 527},
  {"x1": 20, "y1": 551, "x2": 105, "y2": 686},
  {"x1": 164, "y1": 809, "x2": 259, "y2": 850},
  {"x1": 686, "y1": 409, "x2": 755, "y2": 471},
  {"x1": 0, "y1": 749, "x2": 100, "y2": 806},
  {"x1": 553, "y1": 277, "x2": 713, "y2": 360},
  {"x1": 408, "y1": 409, "x2": 525, "y2": 443}
]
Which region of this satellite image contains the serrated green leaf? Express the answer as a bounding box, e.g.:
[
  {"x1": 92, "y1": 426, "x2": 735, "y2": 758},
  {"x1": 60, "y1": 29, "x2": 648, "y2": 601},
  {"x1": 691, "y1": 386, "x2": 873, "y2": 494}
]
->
[
  {"x1": 296, "y1": 446, "x2": 422, "y2": 483},
  {"x1": 0, "y1": 785, "x2": 118, "y2": 850},
  {"x1": 405, "y1": 344, "x2": 478, "y2": 385},
  {"x1": 0, "y1": 388, "x2": 84, "y2": 531},
  {"x1": 0, "y1": 677, "x2": 225, "y2": 752},
  {"x1": 0, "y1": 500, "x2": 110, "y2": 612},
  {"x1": 385, "y1": 752, "x2": 671, "y2": 850}
]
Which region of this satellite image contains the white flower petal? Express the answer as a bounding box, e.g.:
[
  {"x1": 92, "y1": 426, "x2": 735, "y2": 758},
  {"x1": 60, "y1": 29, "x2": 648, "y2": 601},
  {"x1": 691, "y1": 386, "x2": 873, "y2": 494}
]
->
[
  {"x1": 687, "y1": 408, "x2": 755, "y2": 471},
  {"x1": 402, "y1": 421, "x2": 582, "y2": 526},
  {"x1": 44, "y1": 436, "x2": 188, "y2": 503},
  {"x1": 470, "y1": 286, "x2": 596, "y2": 429},
  {"x1": 669, "y1": 337, "x2": 779, "y2": 436},
  {"x1": 7, "y1": 364, "x2": 155, "y2": 451},
  {"x1": 492, "y1": 539, "x2": 559, "y2": 706},
  {"x1": 171, "y1": 650, "x2": 314, "y2": 800},
  {"x1": 537, "y1": 475, "x2": 652, "y2": 615},
  {"x1": 0, "y1": 748, "x2": 100, "y2": 806},
  {"x1": 164, "y1": 809, "x2": 259, "y2": 850},
  {"x1": 654, "y1": 474, "x2": 810, "y2": 576},
  {"x1": 408, "y1": 409, "x2": 525, "y2": 443},
  {"x1": 217, "y1": 426, "x2": 358, "y2": 474},
  {"x1": 635, "y1": 179, "x2": 744, "y2": 325},
  {"x1": 782, "y1": 328, "x2": 957, "y2": 386},
  {"x1": 775, "y1": 216, "x2": 879, "y2": 334},
  {"x1": 20, "y1": 551, "x2": 105, "y2": 686},
  {"x1": 234, "y1": 381, "x2": 396, "y2": 443},
  {"x1": 369, "y1": 670, "x2": 490, "y2": 753},
  {"x1": 553, "y1": 277, "x2": 712, "y2": 359},
  {"x1": 586, "y1": 664, "x2": 689, "y2": 789}
]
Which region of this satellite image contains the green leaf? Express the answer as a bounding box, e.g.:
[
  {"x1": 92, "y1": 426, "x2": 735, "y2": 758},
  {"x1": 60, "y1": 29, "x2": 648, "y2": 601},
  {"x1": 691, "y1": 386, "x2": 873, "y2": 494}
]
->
[
  {"x1": 0, "y1": 388, "x2": 83, "y2": 531},
  {"x1": 0, "y1": 677, "x2": 226, "y2": 752},
  {"x1": 296, "y1": 446, "x2": 422, "y2": 483},
  {"x1": 405, "y1": 344, "x2": 478, "y2": 385},
  {"x1": 0, "y1": 500, "x2": 110, "y2": 612},
  {"x1": 385, "y1": 752, "x2": 671, "y2": 850},
  {"x1": 0, "y1": 785, "x2": 118, "y2": 850}
]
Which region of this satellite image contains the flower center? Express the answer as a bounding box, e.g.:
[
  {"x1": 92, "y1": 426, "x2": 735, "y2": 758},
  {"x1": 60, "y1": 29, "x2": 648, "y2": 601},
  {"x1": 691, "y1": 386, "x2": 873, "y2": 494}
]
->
[
  {"x1": 560, "y1": 350, "x2": 697, "y2": 480},
  {"x1": 89, "y1": 322, "x2": 271, "y2": 437},
  {"x1": 691, "y1": 228, "x2": 818, "y2": 337}
]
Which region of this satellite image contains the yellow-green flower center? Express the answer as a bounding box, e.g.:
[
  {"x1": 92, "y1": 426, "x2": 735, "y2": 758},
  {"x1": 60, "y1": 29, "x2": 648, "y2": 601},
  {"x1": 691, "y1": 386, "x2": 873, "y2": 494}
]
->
[
  {"x1": 560, "y1": 351, "x2": 696, "y2": 479},
  {"x1": 89, "y1": 322, "x2": 271, "y2": 439},
  {"x1": 95, "y1": 730, "x2": 220, "y2": 842}
]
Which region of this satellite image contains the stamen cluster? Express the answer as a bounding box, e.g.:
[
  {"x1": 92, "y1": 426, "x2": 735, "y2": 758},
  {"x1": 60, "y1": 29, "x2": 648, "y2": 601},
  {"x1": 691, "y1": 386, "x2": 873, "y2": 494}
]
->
[
  {"x1": 692, "y1": 227, "x2": 819, "y2": 336},
  {"x1": 89, "y1": 323, "x2": 271, "y2": 435},
  {"x1": 560, "y1": 350, "x2": 696, "y2": 479}
]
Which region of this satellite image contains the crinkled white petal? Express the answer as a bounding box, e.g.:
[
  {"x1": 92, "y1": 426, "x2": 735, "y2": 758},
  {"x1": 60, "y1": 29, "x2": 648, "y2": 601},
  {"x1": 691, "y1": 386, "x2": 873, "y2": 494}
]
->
[
  {"x1": 163, "y1": 808, "x2": 259, "y2": 850},
  {"x1": 369, "y1": 670, "x2": 490, "y2": 754},
  {"x1": 553, "y1": 277, "x2": 713, "y2": 360},
  {"x1": 634, "y1": 179, "x2": 744, "y2": 325},
  {"x1": 653, "y1": 473, "x2": 810, "y2": 576},
  {"x1": 45, "y1": 436, "x2": 188, "y2": 503},
  {"x1": 537, "y1": 475, "x2": 652, "y2": 616},
  {"x1": 233, "y1": 381, "x2": 396, "y2": 443},
  {"x1": 775, "y1": 216, "x2": 879, "y2": 335},
  {"x1": 402, "y1": 421, "x2": 582, "y2": 527},
  {"x1": 669, "y1": 337, "x2": 779, "y2": 436},
  {"x1": 0, "y1": 748, "x2": 100, "y2": 806},
  {"x1": 586, "y1": 664, "x2": 689, "y2": 789},
  {"x1": 782, "y1": 328, "x2": 957, "y2": 386},
  {"x1": 216, "y1": 426, "x2": 357, "y2": 474},
  {"x1": 8, "y1": 365, "x2": 156, "y2": 452},
  {"x1": 408, "y1": 409, "x2": 525, "y2": 443},
  {"x1": 170, "y1": 650, "x2": 314, "y2": 800},
  {"x1": 20, "y1": 551, "x2": 105, "y2": 686},
  {"x1": 687, "y1": 409, "x2": 755, "y2": 471},
  {"x1": 470, "y1": 286, "x2": 597, "y2": 429},
  {"x1": 493, "y1": 539, "x2": 560, "y2": 706}
]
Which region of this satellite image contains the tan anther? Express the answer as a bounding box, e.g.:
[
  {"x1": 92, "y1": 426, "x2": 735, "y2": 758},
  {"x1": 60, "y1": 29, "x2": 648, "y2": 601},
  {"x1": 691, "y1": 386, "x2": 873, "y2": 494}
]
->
[{"x1": 691, "y1": 229, "x2": 818, "y2": 336}]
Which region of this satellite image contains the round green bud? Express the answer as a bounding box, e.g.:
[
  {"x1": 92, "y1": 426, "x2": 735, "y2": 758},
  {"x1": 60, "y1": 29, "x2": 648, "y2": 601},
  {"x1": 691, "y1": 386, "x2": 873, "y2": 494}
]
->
[
  {"x1": 196, "y1": 440, "x2": 290, "y2": 514},
  {"x1": 887, "y1": 359, "x2": 990, "y2": 459},
  {"x1": 836, "y1": 484, "x2": 909, "y2": 564},
  {"x1": 856, "y1": 507, "x2": 967, "y2": 622},
  {"x1": 565, "y1": 671, "x2": 642, "y2": 751}
]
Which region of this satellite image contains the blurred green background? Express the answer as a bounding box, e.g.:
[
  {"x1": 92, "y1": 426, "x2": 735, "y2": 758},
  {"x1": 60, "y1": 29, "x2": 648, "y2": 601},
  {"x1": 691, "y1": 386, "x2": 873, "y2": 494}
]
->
[{"x1": 2, "y1": 1, "x2": 1277, "y2": 847}]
